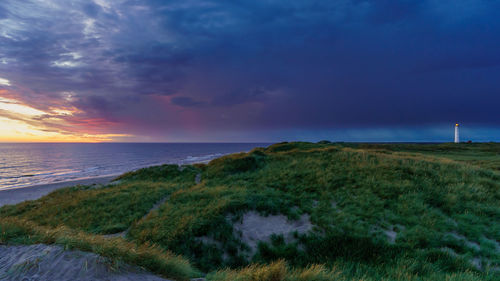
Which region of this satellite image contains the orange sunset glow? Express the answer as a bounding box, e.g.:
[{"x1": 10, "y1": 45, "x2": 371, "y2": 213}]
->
[{"x1": 0, "y1": 95, "x2": 129, "y2": 142}]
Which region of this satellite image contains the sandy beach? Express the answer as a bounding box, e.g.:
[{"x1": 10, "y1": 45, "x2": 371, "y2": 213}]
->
[{"x1": 0, "y1": 176, "x2": 116, "y2": 207}]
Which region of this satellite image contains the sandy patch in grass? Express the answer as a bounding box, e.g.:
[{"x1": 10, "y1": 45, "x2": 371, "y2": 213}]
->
[
  {"x1": 370, "y1": 224, "x2": 404, "y2": 245},
  {"x1": 233, "y1": 211, "x2": 312, "y2": 255},
  {"x1": 0, "y1": 244, "x2": 170, "y2": 281},
  {"x1": 444, "y1": 232, "x2": 481, "y2": 251},
  {"x1": 384, "y1": 229, "x2": 397, "y2": 244}
]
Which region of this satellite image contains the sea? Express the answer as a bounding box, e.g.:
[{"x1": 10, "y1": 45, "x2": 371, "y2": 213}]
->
[{"x1": 0, "y1": 143, "x2": 269, "y2": 190}]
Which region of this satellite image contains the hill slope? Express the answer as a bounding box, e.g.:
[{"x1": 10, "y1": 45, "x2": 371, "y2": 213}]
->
[{"x1": 1, "y1": 142, "x2": 499, "y2": 281}]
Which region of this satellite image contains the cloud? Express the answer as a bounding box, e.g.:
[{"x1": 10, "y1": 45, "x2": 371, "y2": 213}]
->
[
  {"x1": 82, "y1": 2, "x2": 101, "y2": 18},
  {"x1": 0, "y1": 0, "x2": 499, "y2": 141},
  {"x1": 211, "y1": 87, "x2": 270, "y2": 106},
  {"x1": 0, "y1": 5, "x2": 8, "y2": 19},
  {"x1": 364, "y1": 0, "x2": 423, "y2": 24},
  {"x1": 0, "y1": 77, "x2": 10, "y2": 86},
  {"x1": 170, "y1": 96, "x2": 204, "y2": 107}
]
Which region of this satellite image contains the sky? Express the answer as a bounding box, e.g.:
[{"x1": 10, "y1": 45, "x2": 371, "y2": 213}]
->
[{"x1": 0, "y1": 0, "x2": 499, "y2": 142}]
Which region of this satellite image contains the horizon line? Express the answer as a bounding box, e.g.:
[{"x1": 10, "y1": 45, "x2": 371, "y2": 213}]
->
[{"x1": 0, "y1": 141, "x2": 497, "y2": 144}]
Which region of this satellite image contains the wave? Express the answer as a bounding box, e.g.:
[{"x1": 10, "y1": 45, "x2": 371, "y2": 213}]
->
[
  {"x1": 0, "y1": 174, "x2": 35, "y2": 179},
  {"x1": 0, "y1": 165, "x2": 27, "y2": 170},
  {"x1": 0, "y1": 143, "x2": 262, "y2": 190}
]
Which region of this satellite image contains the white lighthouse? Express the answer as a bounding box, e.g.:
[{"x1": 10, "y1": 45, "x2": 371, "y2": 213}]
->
[{"x1": 454, "y1": 123, "x2": 460, "y2": 143}]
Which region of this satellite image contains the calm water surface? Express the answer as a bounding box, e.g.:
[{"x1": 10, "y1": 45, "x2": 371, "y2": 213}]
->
[{"x1": 0, "y1": 143, "x2": 268, "y2": 190}]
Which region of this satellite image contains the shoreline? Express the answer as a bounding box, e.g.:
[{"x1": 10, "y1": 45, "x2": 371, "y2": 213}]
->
[
  {"x1": 0, "y1": 150, "x2": 250, "y2": 208},
  {"x1": 0, "y1": 175, "x2": 117, "y2": 207}
]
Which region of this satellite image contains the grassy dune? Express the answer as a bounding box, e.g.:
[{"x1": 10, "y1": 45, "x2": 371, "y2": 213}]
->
[
  {"x1": 338, "y1": 142, "x2": 500, "y2": 171},
  {"x1": 1, "y1": 142, "x2": 499, "y2": 280}
]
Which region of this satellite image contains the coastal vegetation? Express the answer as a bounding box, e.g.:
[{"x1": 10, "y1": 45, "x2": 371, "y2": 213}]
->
[{"x1": 1, "y1": 142, "x2": 499, "y2": 280}]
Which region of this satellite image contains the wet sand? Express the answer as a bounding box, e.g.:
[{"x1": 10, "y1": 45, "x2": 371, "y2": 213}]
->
[{"x1": 0, "y1": 176, "x2": 116, "y2": 207}]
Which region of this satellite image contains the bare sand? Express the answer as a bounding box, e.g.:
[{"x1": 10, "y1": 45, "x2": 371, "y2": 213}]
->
[
  {"x1": 0, "y1": 176, "x2": 116, "y2": 207},
  {"x1": 0, "y1": 244, "x2": 170, "y2": 281},
  {"x1": 232, "y1": 211, "x2": 312, "y2": 257}
]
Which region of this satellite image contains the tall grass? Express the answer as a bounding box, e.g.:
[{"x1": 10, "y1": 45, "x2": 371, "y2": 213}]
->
[
  {"x1": 338, "y1": 142, "x2": 500, "y2": 171},
  {"x1": 207, "y1": 260, "x2": 345, "y2": 281},
  {"x1": 0, "y1": 181, "x2": 181, "y2": 234},
  {"x1": 0, "y1": 142, "x2": 498, "y2": 280},
  {"x1": 206, "y1": 259, "x2": 494, "y2": 281},
  {"x1": 0, "y1": 217, "x2": 200, "y2": 280}
]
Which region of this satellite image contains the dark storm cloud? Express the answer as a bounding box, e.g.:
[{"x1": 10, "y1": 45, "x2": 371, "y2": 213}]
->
[
  {"x1": 211, "y1": 88, "x2": 270, "y2": 106},
  {"x1": 82, "y1": 2, "x2": 101, "y2": 18},
  {"x1": 364, "y1": 0, "x2": 423, "y2": 24},
  {"x1": 171, "y1": 96, "x2": 204, "y2": 107},
  {"x1": 0, "y1": 0, "x2": 499, "y2": 141},
  {"x1": 0, "y1": 5, "x2": 8, "y2": 19}
]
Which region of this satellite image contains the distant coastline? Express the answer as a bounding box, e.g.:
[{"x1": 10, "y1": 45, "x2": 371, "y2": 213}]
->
[
  {"x1": 0, "y1": 175, "x2": 116, "y2": 207},
  {"x1": 0, "y1": 142, "x2": 269, "y2": 190}
]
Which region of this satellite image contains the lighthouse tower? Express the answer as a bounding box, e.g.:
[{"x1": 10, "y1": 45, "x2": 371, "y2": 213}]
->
[{"x1": 454, "y1": 123, "x2": 460, "y2": 143}]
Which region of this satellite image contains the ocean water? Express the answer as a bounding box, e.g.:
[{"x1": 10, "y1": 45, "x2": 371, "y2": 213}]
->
[{"x1": 0, "y1": 143, "x2": 268, "y2": 190}]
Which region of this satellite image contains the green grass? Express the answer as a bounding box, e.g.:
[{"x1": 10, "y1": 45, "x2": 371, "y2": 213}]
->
[
  {"x1": 0, "y1": 181, "x2": 176, "y2": 234},
  {"x1": 0, "y1": 217, "x2": 199, "y2": 281},
  {"x1": 0, "y1": 142, "x2": 499, "y2": 280},
  {"x1": 207, "y1": 259, "x2": 493, "y2": 281},
  {"x1": 338, "y1": 142, "x2": 500, "y2": 171},
  {"x1": 0, "y1": 164, "x2": 199, "y2": 234}
]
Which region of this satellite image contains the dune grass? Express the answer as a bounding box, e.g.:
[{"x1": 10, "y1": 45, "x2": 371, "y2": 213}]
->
[
  {"x1": 0, "y1": 142, "x2": 499, "y2": 280},
  {"x1": 0, "y1": 181, "x2": 179, "y2": 234},
  {"x1": 0, "y1": 217, "x2": 199, "y2": 280},
  {"x1": 207, "y1": 260, "x2": 344, "y2": 281},
  {"x1": 338, "y1": 142, "x2": 500, "y2": 171},
  {"x1": 127, "y1": 142, "x2": 499, "y2": 276},
  {"x1": 0, "y1": 164, "x2": 200, "y2": 235},
  {"x1": 207, "y1": 258, "x2": 494, "y2": 281}
]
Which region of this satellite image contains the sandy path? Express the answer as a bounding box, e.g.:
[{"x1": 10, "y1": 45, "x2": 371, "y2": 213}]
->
[
  {"x1": 0, "y1": 244, "x2": 170, "y2": 281},
  {"x1": 0, "y1": 176, "x2": 115, "y2": 207}
]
